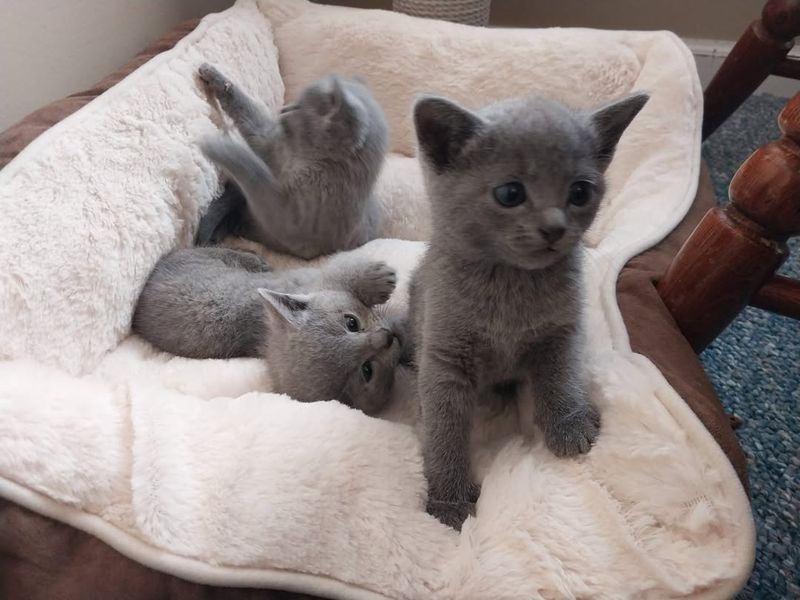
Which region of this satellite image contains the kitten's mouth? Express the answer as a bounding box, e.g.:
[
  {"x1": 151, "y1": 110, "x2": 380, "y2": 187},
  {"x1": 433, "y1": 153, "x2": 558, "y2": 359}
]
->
[
  {"x1": 387, "y1": 324, "x2": 405, "y2": 349},
  {"x1": 388, "y1": 333, "x2": 403, "y2": 356},
  {"x1": 386, "y1": 333, "x2": 407, "y2": 367}
]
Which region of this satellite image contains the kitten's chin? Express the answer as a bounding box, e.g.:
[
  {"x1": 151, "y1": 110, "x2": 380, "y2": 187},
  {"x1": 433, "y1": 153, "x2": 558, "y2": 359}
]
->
[{"x1": 505, "y1": 248, "x2": 569, "y2": 271}]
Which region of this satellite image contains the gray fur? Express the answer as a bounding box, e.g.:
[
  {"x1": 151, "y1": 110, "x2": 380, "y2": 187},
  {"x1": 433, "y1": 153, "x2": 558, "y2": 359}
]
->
[
  {"x1": 197, "y1": 64, "x2": 388, "y2": 259},
  {"x1": 195, "y1": 180, "x2": 245, "y2": 247},
  {"x1": 132, "y1": 247, "x2": 401, "y2": 414},
  {"x1": 408, "y1": 91, "x2": 649, "y2": 529}
]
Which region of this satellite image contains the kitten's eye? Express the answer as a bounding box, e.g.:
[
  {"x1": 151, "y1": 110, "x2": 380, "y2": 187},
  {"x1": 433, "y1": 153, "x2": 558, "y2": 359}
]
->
[
  {"x1": 361, "y1": 361, "x2": 373, "y2": 383},
  {"x1": 344, "y1": 314, "x2": 360, "y2": 332},
  {"x1": 568, "y1": 181, "x2": 593, "y2": 207},
  {"x1": 493, "y1": 182, "x2": 526, "y2": 207}
]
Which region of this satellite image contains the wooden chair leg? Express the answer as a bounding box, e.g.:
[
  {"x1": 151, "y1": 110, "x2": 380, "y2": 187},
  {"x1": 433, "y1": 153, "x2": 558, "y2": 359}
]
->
[
  {"x1": 751, "y1": 275, "x2": 800, "y2": 319},
  {"x1": 702, "y1": 0, "x2": 800, "y2": 140},
  {"x1": 658, "y1": 93, "x2": 800, "y2": 352}
]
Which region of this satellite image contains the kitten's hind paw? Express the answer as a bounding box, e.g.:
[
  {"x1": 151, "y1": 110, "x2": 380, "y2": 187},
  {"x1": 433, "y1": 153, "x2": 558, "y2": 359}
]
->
[
  {"x1": 426, "y1": 498, "x2": 475, "y2": 531},
  {"x1": 544, "y1": 402, "x2": 601, "y2": 457},
  {"x1": 198, "y1": 63, "x2": 232, "y2": 98},
  {"x1": 233, "y1": 250, "x2": 271, "y2": 273},
  {"x1": 201, "y1": 247, "x2": 271, "y2": 273},
  {"x1": 354, "y1": 262, "x2": 396, "y2": 306}
]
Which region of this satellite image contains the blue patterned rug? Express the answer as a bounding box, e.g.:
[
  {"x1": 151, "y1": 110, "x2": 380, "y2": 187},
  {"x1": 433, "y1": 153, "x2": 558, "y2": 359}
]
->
[{"x1": 701, "y1": 94, "x2": 799, "y2": 599}]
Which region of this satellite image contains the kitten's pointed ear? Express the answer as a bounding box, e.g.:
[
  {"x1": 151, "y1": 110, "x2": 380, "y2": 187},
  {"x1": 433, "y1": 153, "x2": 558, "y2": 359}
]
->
[
  {"x1": 589, "y1": 91, "x2": 649, "y2": 170},
  {"x1": 413, "y1": 96, "x2": 482, "y2": 173},
  {"x1": 257, "y1": 289, "x2": 310, "y2": 328}
]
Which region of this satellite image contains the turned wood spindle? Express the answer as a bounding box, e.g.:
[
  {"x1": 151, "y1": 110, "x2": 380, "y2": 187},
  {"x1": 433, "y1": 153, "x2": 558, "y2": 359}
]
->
[
  {"x1": 658, "y1": 92, "x2": 800, "y2": 352},
  {"x1": 702, "y1": 0, "x2": 800, "y2": 140}
]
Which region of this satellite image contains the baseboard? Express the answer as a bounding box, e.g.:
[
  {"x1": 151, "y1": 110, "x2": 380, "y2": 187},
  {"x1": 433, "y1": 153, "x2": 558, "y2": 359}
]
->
[{"x1": 683, "y1": 37, "x2": 797, "y2": 98}]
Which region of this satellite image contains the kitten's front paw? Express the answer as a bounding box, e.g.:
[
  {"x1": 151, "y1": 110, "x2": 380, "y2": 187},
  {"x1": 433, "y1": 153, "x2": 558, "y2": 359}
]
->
[
  {"x1": 200, "y1": 136, "x2": 235, "y2": 166},
  {"x1": 356, "y1": 262, "x2": 396, "y2": 306},
  {"x1": 426, "y1": 498, "x2": 475, "y2": 531},
  {"x1": 198, "y1": 63, "x2": 232, "y2": 98},
  {"x1": 544, "y1": 401, "x2": 601, "y2": 457}
]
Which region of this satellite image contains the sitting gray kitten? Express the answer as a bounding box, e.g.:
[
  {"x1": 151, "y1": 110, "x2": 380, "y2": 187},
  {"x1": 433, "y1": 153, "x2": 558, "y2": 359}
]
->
[
  {"x1": 408, "y1": 91, "x2": 649, "y2": 529},
  {"x1": 132, "y1": 247, "x2": 401, "y2": 415},
  {"x1": 196, "y1": 64, "x2": 388, "y2": 259}
]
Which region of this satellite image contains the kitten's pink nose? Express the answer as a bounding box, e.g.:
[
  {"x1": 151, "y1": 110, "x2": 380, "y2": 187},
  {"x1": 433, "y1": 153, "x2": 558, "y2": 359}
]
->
[
  {"x1": 367, "y1": 328, "x2": 393, "y2": 350},
  {"x1": 539, "y1": 225, "x2": 565, "y2": 244},
  {"x1": 538, "y1": 208, "x2": 566, "y2": 244}
]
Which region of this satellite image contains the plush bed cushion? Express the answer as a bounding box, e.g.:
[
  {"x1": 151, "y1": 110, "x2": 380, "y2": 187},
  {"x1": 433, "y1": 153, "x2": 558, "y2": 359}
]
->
[
  {"x1": 0, "y1": 165, "x2": 742, "y2": 600},
  {"x1": 0, "y1": 7, "x2": 747, "y2": 600}
]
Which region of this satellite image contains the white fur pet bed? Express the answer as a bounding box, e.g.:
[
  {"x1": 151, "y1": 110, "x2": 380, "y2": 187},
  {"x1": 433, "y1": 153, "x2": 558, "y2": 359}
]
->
[{"x1": 0, "y1": 1, "x2": 754, "y2": 598}]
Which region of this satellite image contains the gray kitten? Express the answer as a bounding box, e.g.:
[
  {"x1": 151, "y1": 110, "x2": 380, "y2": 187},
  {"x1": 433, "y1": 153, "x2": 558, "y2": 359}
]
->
[
  {"x1": 132, "y1": 247, "x2": 401, "y2": 414},
  {"x1": 196, "y1": 64, "x2": 388, "y2": 259},
  {"x1": 408, "y1": 91, "x2": 649, "y2": 529}
]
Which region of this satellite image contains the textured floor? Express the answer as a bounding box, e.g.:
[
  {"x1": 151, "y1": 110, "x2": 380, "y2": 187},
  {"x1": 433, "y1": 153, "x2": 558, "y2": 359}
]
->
[{"x1": 700, "y1": 94, "x2": 799, "y2": 599}]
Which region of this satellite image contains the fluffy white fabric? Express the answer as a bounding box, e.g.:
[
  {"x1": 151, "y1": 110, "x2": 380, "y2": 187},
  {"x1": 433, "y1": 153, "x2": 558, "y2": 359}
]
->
[{"x1": 0, "y1": 1, "x2": 754, "y2": 598}]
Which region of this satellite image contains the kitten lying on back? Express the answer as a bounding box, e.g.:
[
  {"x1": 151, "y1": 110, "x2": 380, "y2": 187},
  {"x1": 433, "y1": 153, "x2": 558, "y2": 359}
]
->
[
  {"x1": 196, "y1": 64, "x2": 388, "y2": 259},
  {"x1": 132, "y1": 247, "x2": 401, "y2": 415},
  {"x1": 408, "y1": 91, "x2": 649, "y2": 529}
]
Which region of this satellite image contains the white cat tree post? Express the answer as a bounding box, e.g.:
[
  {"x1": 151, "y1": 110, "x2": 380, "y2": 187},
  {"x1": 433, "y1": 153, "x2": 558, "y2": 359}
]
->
[{"x1": 393, "y1": 0, "x2": 492, "y2": 26}]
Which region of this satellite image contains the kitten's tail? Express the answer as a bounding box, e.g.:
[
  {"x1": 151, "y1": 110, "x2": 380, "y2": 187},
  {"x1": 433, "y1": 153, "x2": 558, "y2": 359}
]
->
[{"x1": 195, "y1": 180, "x2": 246, "y2": 246}]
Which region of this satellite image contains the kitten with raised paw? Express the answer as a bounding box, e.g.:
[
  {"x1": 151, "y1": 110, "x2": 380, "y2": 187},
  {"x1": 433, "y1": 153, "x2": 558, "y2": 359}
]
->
[
  {"x1": 196, "y1": 63, "x2": 388, "y2": 259},
  {"x1": 132, "y1": 247, "x2": 402, "y2": 414},
  {"x1": 408, "y1": 91, "x2": 649, "y2": 529}
]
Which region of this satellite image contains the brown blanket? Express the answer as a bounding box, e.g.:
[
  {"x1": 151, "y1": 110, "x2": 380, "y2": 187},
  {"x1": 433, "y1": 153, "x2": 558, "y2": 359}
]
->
[{"x1": 0, "y1": 18, "x2": 746, "y2": 600}]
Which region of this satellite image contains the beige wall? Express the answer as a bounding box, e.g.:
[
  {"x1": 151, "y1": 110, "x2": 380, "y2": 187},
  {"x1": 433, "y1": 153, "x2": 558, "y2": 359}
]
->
[
  {"x1": 323, "y1": 0, "x2": 758, "y2": 39},
  {"x1": 0, "y1": 0, "x2": 764, "y2": 130},
  {"x1": 0, "y1": 0, "x2": 234, "y2": 129},
  {"x1": 489, "y1": 1, "x2": 756, "y2": 39}
]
